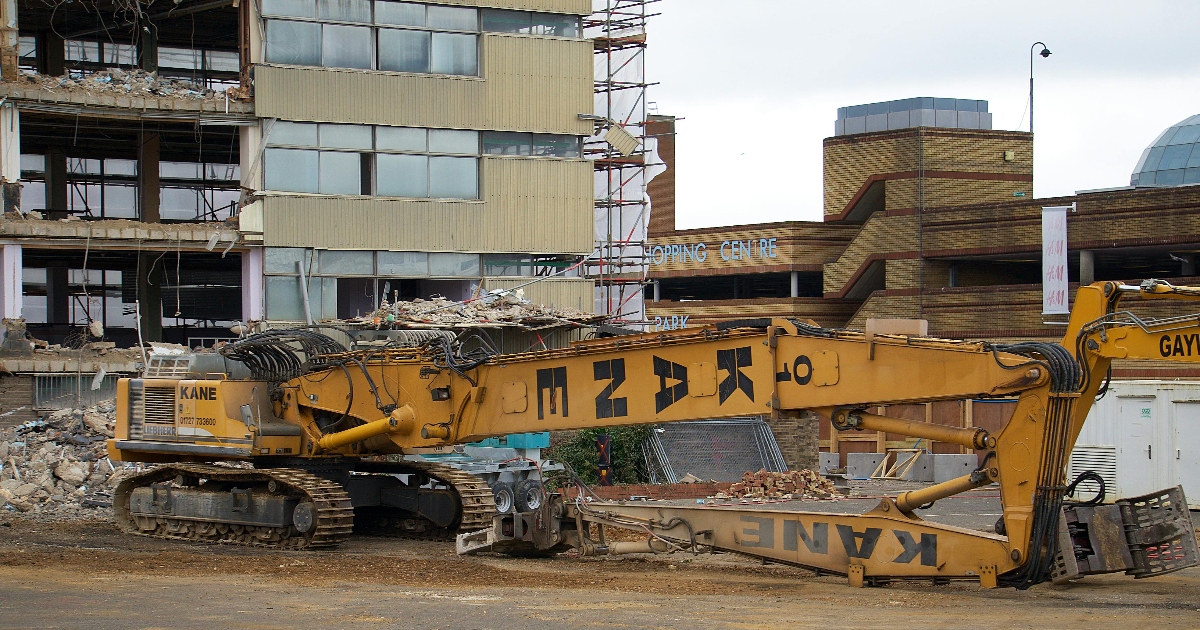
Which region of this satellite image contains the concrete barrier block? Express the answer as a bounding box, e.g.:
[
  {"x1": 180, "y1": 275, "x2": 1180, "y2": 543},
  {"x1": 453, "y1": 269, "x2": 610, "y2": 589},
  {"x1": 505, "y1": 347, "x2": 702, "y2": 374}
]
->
[
  {"x1": 892, "y1": 451, "x2": 934, "y2": 482},
  {"x1": 933, "y1": 454, "x2": 978, "y2": 483},
  {"x1": 847, "y1": 453, "x2": 885, "y2": 479},
  {"x1": 819, "y1": 452, "x2": 840, "y2": 475}
]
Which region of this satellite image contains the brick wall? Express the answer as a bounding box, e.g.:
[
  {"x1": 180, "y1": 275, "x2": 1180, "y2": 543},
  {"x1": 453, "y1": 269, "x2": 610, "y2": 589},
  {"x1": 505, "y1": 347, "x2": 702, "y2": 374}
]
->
[
  {"x1": 823, "y1": 128, "x2": 1033, "y2": 218},
  {"x1": 646, "y1": 115, "x2": 676, "y2": 237},
  {"x1": 822, "y1": 213, "x2": 918, "y2": 295},
  {"x1": 766, "y1": 411, "x2": 820, "y2": 472},
  {"x1": 0, "y1": 374, "x2": 36, "y2": 429},
  {"x1": 646, "y1": 297, "x2": 860, "y2": 328}
]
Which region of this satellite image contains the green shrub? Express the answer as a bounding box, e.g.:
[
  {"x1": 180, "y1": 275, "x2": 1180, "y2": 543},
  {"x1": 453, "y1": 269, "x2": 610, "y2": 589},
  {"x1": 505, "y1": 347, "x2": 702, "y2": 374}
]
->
[{"x1": 546, "y1": 425, "x2": 652, "y2": 486}]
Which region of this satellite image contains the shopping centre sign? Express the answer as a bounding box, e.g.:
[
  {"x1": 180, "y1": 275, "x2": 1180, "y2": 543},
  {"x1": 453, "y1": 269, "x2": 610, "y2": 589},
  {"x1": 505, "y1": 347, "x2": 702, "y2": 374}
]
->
[{"x1": 649, "y1": 237, "x2": 780, "y2": 268}]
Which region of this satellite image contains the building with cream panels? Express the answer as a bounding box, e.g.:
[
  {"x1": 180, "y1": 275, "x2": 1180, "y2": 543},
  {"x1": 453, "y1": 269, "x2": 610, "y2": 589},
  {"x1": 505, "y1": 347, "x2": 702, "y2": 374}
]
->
[{"x1": 0, "y1": 0, "x2": 601, "y2": 425}]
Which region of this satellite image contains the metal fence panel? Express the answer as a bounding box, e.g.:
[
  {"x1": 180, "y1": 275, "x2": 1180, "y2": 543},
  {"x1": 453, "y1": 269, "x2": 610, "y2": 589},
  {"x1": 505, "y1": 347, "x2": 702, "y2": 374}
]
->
[
  {"x1": 32, "y1": 373, "x2": 121, "y2": 410},
  {"x1": 643, "y1": 418, "x2": 787, "y2": 483}
]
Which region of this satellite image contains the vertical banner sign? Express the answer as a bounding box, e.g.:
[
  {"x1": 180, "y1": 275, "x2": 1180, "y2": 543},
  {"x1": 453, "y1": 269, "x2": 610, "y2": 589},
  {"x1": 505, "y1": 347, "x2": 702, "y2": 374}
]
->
[{"x1": 1041, "y1": 205, "x2": 1071, "y2": 315}]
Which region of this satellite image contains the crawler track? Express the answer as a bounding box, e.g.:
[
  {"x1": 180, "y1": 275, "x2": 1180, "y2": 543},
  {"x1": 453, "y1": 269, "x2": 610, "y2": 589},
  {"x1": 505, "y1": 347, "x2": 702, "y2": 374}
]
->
[{"x1": 113, "y1": 464, "x2": 355, "y2": 550}]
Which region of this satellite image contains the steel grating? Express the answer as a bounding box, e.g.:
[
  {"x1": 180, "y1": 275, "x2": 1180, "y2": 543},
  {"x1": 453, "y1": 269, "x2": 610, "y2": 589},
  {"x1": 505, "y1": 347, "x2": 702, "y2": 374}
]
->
[{"x1": 642, "y1": 418, "x2": 788, "y2": 483}]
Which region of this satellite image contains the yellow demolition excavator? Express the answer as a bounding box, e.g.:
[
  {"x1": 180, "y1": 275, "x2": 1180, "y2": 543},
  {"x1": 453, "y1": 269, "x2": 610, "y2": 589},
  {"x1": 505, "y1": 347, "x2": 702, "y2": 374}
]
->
[{"x1": 107, "y1": 280, "x2": 1200, "y2": 588}]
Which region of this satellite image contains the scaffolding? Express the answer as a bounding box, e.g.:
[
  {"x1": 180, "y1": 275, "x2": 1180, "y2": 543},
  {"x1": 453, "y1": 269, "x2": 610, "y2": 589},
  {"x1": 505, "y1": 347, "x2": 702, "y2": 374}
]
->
[{"x1": 584, "y1": 0, "x2": 662, "y2": 327}]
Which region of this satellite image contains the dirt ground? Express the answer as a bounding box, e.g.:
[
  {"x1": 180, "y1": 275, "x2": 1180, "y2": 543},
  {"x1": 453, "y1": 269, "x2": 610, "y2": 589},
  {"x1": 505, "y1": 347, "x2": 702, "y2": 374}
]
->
[{"x1": 0, "y1": 509, "x2": 1198, "y2": 630}]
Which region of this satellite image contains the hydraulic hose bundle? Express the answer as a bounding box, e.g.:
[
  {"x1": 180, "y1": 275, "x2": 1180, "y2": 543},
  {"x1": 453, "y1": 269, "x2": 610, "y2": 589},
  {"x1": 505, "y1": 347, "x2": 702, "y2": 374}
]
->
[
  {"x1": 220, "y1": 329, "x2": 347, "y2": 383},
  {"x1": 989, "y1": 342, "x2": 1082, "y2": 589}
]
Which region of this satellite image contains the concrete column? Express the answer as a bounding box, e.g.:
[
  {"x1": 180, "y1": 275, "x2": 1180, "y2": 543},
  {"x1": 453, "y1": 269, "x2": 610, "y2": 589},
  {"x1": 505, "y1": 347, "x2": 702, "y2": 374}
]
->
[
  {"x1": 138, "y1": 22, "x2": 157, "y2": 72},
  {"x1": 0, "y1": 0, "x2": 17, "y2": 81},
  {"x1": 36, "y1": 31, "x2": 64, "y2": 75},
  {"x1": 241, "y1": 248, "x2": 263, "y2": 321},
  {"x1": 0, "y1": 244, "x2": 20, "y2": 318},
  {"x1": 790, "y1": 271, "x2": 799, "y2": 298},
  {"x1": 46, "y1": 264, "x2": 68, "y2": 324},
  {"x1": 1079, "y1": 250, "x2": 1095, "y2": 286},
  {"x1": 138, "y1": 132, "x2": 160, "y2": 223},
  {"x1": 45, "y1": 147, "x2": 66, "y2": 218},
  {"x1": 948, "y1": 265, "x2": 959, "y2": 288},
  {"x1": 0, "y1": 103, "x2": 19, "y2": 215},
  {"x1": 651, "y1": 280, "x2": 660, "y2": 303},
  {"x1": 137, "y1": 252, "x2": 162, "y2": 342}
]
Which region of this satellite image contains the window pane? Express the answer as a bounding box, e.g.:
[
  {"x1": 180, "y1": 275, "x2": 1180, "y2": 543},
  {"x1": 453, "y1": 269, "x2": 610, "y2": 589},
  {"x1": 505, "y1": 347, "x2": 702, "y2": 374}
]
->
[
  {"x1": 531, "y1": 13, "x2": 578, "y2": 37},
  {"x1": 319, "y1": 250, "x2": 373, "y2": 275},
  {"x1": 318, "y1": 151, "x2": 362, "y2": 194},
  {"x1": 322, "y1": 24, "x2": 373, "y2": 69},
  {"x1": 65, "y1": 40, "x2": 99, "y2": 62},
  {"x1": 20, "y1": 181, "x2": 44, "y2": 210},
  {"x1": 104, "y1": 184, "x2": 138, "y2": 218},
  {"x1": 208, "y1": 50, "x2": 240, "y2": 73},
  {"x1": 429, "y1": 253, "x2": 479, "y2": 277},
  {"x1": 105, "y1": 159, "x2": 138, "y2": 176},
  {"x1": 161, "y1": 161, "x2": 202, "y2": 179},
  {"x1": 161, "y1": 187, "x2": 200, "y2": 220},
  {"x1": 429, "y1": 129, "x2": 478, "y2": 155},
  {"x1": 20, "y1": 154, "x2": 44, "y2": 172},
  {"x1": 375, "y1": 1, "x2": 425, "y2": 26},
  {"x1": 104, "y1": 43, "x2": 137, "y2": 65},
  {"x1": 483, "y1": 255, "x2": 532, "y2": 276},
  {"x1": 429, "y1": 156, "x2": 478, "y2": 199},
  {"x1": 319, "y1": 124, "x2": 373, "y2": 149},
  {"x1": 262, "y1": 0, "x2": 316, "y2": 17},
  {"x1": 378, "y1": 28, "x2": 430, "y2": 73},
  {"x1": 158, "y1": 47, "x2": 201, "y2": 69},
  {"x1": 1156, "y1": 169, "x2": 1185, "y2": 187},
  {"x1": 1160, "y1": 144, "x2": 1192, "y2": 171},
  {"x1": 266, "y1": 20, "x2": 321, "y2": 65},
  {"x1": 318, "y1": 0, "x2": 371, "y2": 22},
  {"x1": 1189, "y1": 145, "x2": 1200, "y2": 169},
  {"x1": 265, "y1": 247, "x2": 315, "y2": 274},
  {"x1": 1142, "y1": 146, "x2": 1166, "y2": 172},
  {"x1": 483, "y1": 131, "x2": 531, "y2": 155},
  {"x1": 532, "y1": 134, "x2": 580, "y2": 157},
  {"x1": 266, "y1": 276, "x2": 307, "y2": 320},
  {"x1": 428, "y1": 6, "x2": 477, "y2": 30},
  {"x1": 376, "y1": 153, "x2": 428, "y2": 197},
  {"x1": 269, "y1": 121, "x2": 318, "y2": 147},
  {"x1": 431, "y1": 33, "x2": 477, "y2": 75},
  {"x1": 264, "y1": 148, "x2": 319, "y2": 192},
  {"x1": 377, "y1": 251, "x2": 428, "y2": 276},
  {"x1": 376, "y1": 126, "x2": 426, "y2": 152},
  {"x1": 481, "y1": 9, "x2": 531, "y2": 33},
  {"x1": 1169, "y1": 124, "x2": 1200, "y2": 146}
]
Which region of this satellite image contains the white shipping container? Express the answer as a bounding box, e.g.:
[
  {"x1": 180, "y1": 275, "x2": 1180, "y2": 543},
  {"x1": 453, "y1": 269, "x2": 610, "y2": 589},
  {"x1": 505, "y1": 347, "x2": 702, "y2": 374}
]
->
[{"x1": 1068, "y1": 380, "x2": 1200, "y2": 509}]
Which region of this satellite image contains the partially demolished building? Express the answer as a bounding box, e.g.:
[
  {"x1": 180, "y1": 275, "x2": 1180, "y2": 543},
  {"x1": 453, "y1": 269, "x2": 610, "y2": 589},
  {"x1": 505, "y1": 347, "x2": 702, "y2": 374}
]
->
[{"x1": 0, "y1": 0, "x2": 605, "y2": 425}]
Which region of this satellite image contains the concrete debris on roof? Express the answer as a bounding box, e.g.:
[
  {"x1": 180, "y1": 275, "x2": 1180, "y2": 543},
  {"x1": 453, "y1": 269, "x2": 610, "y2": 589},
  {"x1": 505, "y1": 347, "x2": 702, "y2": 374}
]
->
[
  {"x1": 10, "y1": 68, "x2": 237, "y2": 103},
  {"x1": 713, "y1": 469, "x2": 841, "y2": 501},
  {"x1": 352, "y1": 290, "x2": 609, "y2": 331}
]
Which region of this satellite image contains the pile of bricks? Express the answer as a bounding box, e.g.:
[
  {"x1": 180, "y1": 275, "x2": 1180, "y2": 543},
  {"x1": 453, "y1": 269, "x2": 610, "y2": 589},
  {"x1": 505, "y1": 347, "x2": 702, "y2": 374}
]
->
[{"x1": 720, "y1": 469, "x2": 839, "y2": 500}]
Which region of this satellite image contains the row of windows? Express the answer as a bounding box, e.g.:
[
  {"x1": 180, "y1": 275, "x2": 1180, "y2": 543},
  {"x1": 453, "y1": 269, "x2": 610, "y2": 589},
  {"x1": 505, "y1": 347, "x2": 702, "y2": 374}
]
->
[
  {"x1": 262, "y1": 0, "x2": 580, "y2": 75},
  {"x1": 18, "y1": 37, "x2": 240, "y2": 91},
  {"x1": 265, "y1": 248, "x2": 572, "y2": 278},
  {"x1": 19, "y1": 155, "x2": 240, "y2": 221},
  {"x1": 262, "y1": 122, "x2": 580, "y2": 199}
]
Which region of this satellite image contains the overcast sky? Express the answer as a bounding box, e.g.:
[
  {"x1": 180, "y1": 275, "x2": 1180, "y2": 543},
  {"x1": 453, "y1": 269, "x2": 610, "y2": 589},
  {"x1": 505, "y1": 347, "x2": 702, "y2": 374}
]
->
[{"x1": 644, "y1": 1, "x2": 1200, "y2": 229}]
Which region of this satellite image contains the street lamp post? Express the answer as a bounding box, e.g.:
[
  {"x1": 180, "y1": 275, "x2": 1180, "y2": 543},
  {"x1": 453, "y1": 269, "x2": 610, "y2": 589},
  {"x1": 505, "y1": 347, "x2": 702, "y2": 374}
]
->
[{"x1": 1030, "y1": 42, "x2": 1051, "y2": 134}]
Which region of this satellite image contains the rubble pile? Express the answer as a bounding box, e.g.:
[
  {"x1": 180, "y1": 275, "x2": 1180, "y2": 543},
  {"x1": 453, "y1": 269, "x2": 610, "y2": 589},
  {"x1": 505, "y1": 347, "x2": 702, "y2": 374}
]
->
[
  {"x1": 357, "y1": 291, "x2": 609, "y2": 330},
  {"x1": 13, "y1": 68, "x2": 234, "y2": 102},
  {"x1": 716, "y1": 469, "x2": 840, "y2": 501},
  {"x1": 0, "y1": 401, "x2": 140, "y2": 516}
]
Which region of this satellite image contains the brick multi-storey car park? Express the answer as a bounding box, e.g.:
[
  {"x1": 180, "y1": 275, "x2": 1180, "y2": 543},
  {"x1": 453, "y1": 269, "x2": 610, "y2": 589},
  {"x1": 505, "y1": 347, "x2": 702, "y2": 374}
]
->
[{"x1": 646, "y1": 100, "x2": 1200, "y2": 466}]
